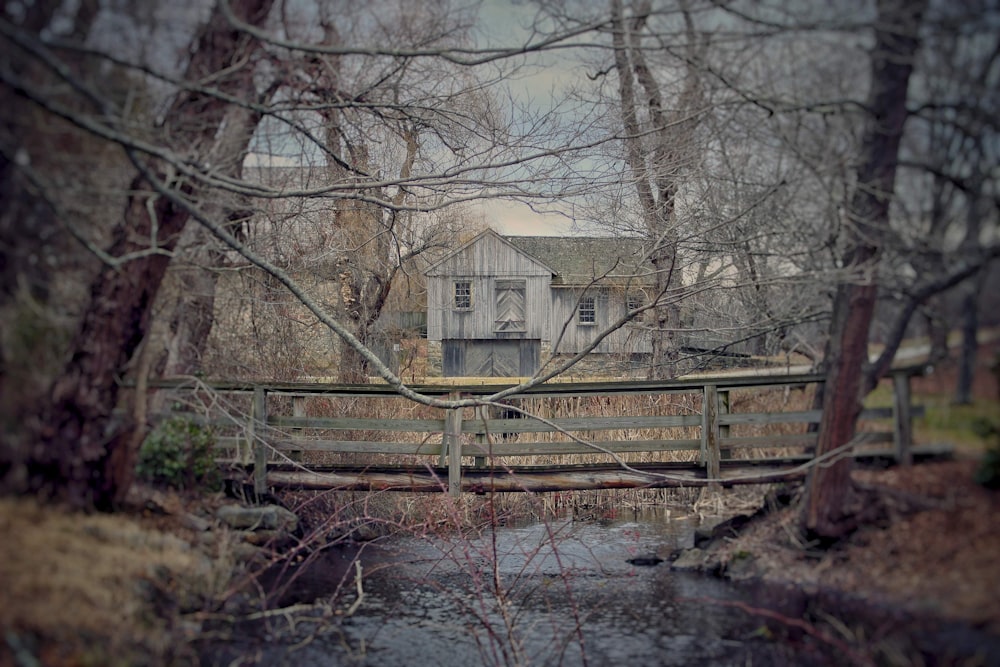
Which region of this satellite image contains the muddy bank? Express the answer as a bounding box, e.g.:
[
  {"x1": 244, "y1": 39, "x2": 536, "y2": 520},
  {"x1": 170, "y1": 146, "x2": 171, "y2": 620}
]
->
[{"x1": 668, "y1": 464, "x2": 1000, "y2": 663}]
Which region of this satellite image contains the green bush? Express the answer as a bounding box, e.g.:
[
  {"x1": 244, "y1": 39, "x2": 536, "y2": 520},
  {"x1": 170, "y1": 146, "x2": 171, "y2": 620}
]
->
[{"x1": 136, "y1": 417, "x2": 220, "y2": 490}]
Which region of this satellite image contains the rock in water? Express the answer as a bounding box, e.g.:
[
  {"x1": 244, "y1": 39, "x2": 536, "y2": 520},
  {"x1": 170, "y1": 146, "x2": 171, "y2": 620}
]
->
[{"x1": 626, "y1": 555, "x2": 664, "y2": 566}]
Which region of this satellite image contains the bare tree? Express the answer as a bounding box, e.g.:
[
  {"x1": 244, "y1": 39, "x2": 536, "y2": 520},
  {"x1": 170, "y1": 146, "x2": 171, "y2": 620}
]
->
[
  {"x1": 5, "y1": 0, "x2": 996, "y2": 515},
  {"x1": 0, "y1": 0, "x2": 613, "y2": 507},
  {"x1": 801, "y1": 0, "x2": 928, "y2": 539},
  {"x1": 3, "y1": 0, "x2": 277, "y2": 508},
  {"x1": 606, "y1": 0, "x2": 709, "y2": 379}
]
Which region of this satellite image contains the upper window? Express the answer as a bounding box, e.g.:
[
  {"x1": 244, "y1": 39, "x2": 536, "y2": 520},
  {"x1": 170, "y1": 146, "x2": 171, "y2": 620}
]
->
[
  {"x1": 494, "y1": 280, "x2": 526, "y2": 332},
  {"x1": 454, "y1": 281, "x2": 472, "y2": 310},
  {"x1": 578, "y1": 295, "x2": 596, "y2": 325},
  {"x1": 627, "y1": 292, "x2": 644, "y2": 314}
]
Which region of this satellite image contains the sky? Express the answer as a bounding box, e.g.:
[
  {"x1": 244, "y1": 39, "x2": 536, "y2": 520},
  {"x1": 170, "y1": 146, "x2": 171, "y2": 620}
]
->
[
  {"x1": 241, "y1": 0, "x2": 602, "y2": 237},
  {"x1": 475, "y1": 1, "x2": 593, "y2": 235}
]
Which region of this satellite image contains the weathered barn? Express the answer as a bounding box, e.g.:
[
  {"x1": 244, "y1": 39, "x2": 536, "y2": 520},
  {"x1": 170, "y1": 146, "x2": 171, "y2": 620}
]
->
[{"x1": 424, "y1": 230, "x2": 656, "y2": 377}]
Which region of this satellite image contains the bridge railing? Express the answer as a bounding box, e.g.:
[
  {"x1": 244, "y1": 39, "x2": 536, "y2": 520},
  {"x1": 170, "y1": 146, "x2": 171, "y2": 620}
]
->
[{"x1": 146, "y1": 366, "x2": 930, "y2": 496}]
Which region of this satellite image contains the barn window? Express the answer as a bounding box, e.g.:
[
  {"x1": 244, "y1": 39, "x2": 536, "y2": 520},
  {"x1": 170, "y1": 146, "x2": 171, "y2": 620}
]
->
[
  {"x1": 578, "y1": 295, "x2": 596, "y2": 325},
  {"x1": 627, "y1": 292, "x2": 644, "y2": 313},
  {"x1": 494, "y1": 280, "x2": 526, "y2": 331},
  {"x1": 454, "y1": 281, "x2": 472, "y2": 309}
]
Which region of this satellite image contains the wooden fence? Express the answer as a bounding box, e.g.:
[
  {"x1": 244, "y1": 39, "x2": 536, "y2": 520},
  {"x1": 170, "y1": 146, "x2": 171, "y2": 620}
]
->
[{"x1": 147, "y1": 365, "x2": 944, "y2": 496}]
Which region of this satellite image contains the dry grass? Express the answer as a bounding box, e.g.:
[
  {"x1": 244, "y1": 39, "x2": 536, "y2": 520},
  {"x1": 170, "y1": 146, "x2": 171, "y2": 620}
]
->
[
  {"x1": 0, "y1": 496, "x2": 239, "y2": 666},
  {"x1": 708, "y1": 460, "x2": 1000, "y2": 634}
]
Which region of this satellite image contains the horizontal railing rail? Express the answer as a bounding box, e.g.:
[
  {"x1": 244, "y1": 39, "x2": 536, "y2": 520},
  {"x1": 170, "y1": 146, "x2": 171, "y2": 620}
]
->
[{"x1": 144, "y1": 365, "x2": 930, "y2": 495}]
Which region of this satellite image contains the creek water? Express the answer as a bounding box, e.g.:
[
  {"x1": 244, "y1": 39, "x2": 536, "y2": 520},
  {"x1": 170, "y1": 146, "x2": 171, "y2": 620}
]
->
[{"x1": 199, "y1": 509, "x2": 992, "y2": 666}]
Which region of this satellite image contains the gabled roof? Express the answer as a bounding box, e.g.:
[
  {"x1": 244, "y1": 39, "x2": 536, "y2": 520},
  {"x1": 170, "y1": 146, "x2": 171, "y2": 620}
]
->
[
  {"x1": 422, "y1": 229, "x2": 556, "y2": 277},
  {"x1": 423, "y1": 228, "x2": 655, "y2": 286},
  {"x1": 502, "y1": 235, "x2": 654, "y2": 286}
]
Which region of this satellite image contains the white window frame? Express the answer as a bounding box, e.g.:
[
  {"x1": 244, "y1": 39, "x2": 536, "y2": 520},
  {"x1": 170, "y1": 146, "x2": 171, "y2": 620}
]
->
[
  {"x1": 578, "y1": 295, "x2": 596, "y2": 325},
  {"x1": 453, "y1": 280, "x2": 472, "y2": 310}
]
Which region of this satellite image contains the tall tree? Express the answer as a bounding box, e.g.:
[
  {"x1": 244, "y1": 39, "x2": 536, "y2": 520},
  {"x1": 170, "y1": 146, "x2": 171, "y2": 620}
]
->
[
  {"x1": 801, "y1": 0, "x2": 928, "y2": 539},
  {"x1": 14, "y1": 0, "x2": 276, "y2": 509},
  {"x1": 609, "y1": 0, "x2": 706, "y2": 379}
]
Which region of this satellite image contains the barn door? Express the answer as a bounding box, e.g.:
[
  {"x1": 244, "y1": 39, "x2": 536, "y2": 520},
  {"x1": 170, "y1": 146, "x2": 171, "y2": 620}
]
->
[
  {"x1": 465, "y1": 344, "x2": 496, "y2": 376},
  {"x1": 443, "y1": 340, "x2": 539, "y2": 377}
]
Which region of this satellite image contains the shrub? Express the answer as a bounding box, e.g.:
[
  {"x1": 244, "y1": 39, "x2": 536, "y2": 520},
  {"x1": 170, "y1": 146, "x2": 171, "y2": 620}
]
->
[{"x1": 136, "y1": 417, "x2": 220, "y2": 490}]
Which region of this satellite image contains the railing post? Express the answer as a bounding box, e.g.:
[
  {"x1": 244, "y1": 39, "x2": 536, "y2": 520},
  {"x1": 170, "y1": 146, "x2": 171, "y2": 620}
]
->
[
  {"x1": 289, "y1": 395, "x2": 305, "y2": 462},
  {"x1": 445, "y1": 391, "x2": 463, "y2": 496},
  {"x1": 702, "y1": 384, "x2": 721, "y2": 482},
  {"x1": 473, "y1": 404, "x2": 488, "y2": 468},
  {"x1": 892, "y1": 371, "x2": 913, "y2": 466},
  {"x1": 253, "y1": 386, "x2": 268, "y2": 498},
  {"x1": 719, "y1": 389, "x2": 731, "y2": 461}
]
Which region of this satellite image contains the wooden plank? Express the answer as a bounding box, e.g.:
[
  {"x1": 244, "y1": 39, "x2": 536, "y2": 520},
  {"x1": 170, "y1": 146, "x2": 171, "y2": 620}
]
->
[
  {"x1": 262, "y1": 443, "x2": 952, "y2": 493},
  {"x1": 720, "y1": 410, "x2": 822, "y2": 426},
  {"x1": 264, "y1": 464, "x2": 799, "y2": 492},
  {"x1": 717, "y1": 434, "x2": 820, "y2": 449},
  {"x1": 462, "y1": 438, "x2": 703, "y2": 457},
  {"x1": 720, "y1": 408, "x2": 898, "y2": 426},
  {"x1": 473, "y1": 405, "x2": 488, "y2": 468},
  {"x1": 231, "y1": 428, "x2": 892, "y2": 458},
  {"x1": 717, "y1": 431, "x2": 893, "y2": 449},
  {"x1": 289, "y1": 396, "x2": 305, "y2": 462},
  {"x1": 270, "y1": 416, "x2": 446, "y2": 432},
  {"x1": 462, "y1": 414, "x2": 701, "y2": 434},
  {"x1": 273, "y1": 439, "x2": 444, "y2": 455},
  {"x1": 719, "y1": 389, "x2": 731, "y2": 460},
  {"x1": 859, "y1": 406, "x2": 899, "y2": 420},
  {"x1": 144, "y1": 372, "x2": 829, "y2": 397}
]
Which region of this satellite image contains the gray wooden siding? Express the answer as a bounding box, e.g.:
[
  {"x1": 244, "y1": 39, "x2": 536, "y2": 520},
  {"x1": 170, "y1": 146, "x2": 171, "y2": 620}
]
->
[
  {"x1": 425, "y1": 232, "x2": 553, "y2": 278},
  {"x1": 550, "y1": 287, "x2": 652, "y2": 354},
  {"x1": 427, "y1": 275, "x2": 550, "y2": 340},
  {"x1": 425, "y1": 231, "x2": 652, "y2": 355},
  {"x1": 427, "y1": 233, "x2": 552, "y2": 342}
]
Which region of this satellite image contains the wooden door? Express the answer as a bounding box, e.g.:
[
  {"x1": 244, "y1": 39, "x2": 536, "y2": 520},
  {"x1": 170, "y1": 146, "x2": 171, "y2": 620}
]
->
[{"x1": 443, "y1": 340, "x2": 540, "y2": 377}]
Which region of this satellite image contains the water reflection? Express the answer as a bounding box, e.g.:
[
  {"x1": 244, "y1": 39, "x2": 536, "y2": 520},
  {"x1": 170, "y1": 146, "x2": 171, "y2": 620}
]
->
[{"x1": 202, "y1": 511, "x2": 834, "y2": 666}]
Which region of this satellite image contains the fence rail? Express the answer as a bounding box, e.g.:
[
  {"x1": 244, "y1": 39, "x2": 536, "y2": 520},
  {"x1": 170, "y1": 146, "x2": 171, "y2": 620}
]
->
[{"x1": 147, "y1": 366, "x2": 936, "y2": 496}]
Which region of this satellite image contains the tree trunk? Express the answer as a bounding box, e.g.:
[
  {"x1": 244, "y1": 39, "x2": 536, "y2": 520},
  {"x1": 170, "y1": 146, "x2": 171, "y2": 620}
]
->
[
  {"x1": 801, "y1": 0, "x2": 927, "y2": 539},
  {"x1": 28, "y1": 0, "x2": 275, "y2": 510},
  {"x1": 610, "y1": 0, "x2": 700, "y2": 380},
  {"x1": 157, "y1": 98, "x2": 267, "y2": 381},
  {"x1": 31, "y1": 186, "x2": 191, "y2": 509},
  {"x1": 922, "y1": 296, "x2": 950, "y2": 366},
  {"x1": 954, "y1": 276, "x2": 982, "y2": 405}
]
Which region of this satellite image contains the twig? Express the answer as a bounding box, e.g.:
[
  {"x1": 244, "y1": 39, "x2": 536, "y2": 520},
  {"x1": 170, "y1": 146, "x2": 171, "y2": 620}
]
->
[
  {"x1": 682, "y1": 596, "x2": 876, "y2": 667},
  {"x1": 344, "y1": 560, "x2": 365, "y2": 616}
]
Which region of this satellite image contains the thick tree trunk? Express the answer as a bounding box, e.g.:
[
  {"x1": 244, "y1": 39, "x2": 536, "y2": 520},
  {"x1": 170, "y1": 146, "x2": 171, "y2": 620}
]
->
[
  {"x1": 31, "y1": 186, "x2": 190, "y2": 509},
  {"x1": 28, "y1": 0, "x2": 275, "y2": 510},
  {"x1": 801, "y1": 0, "x2": 927, "y2": 539}
]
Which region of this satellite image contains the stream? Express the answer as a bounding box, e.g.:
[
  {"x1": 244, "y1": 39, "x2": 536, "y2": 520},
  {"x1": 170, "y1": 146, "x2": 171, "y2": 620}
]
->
[{"x1": 199, "y1": 509, "x2": 996, "y2": 666}]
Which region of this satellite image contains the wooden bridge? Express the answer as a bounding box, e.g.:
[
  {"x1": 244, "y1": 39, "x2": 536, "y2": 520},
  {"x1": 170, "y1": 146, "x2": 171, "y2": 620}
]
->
[{"x1": 150, "y1": 366, "x2": 948, "y2": 497}]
